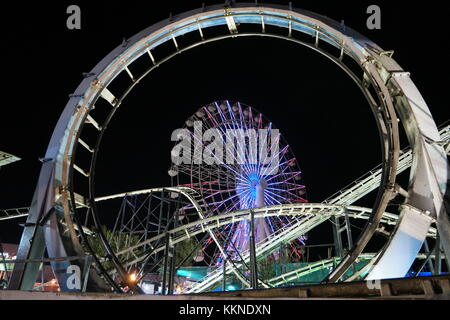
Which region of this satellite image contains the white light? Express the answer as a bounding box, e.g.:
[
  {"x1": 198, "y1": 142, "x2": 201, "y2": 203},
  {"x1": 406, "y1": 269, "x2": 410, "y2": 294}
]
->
[{"x1": 141, "y1": 282, "x2": 155, "y2": 294}]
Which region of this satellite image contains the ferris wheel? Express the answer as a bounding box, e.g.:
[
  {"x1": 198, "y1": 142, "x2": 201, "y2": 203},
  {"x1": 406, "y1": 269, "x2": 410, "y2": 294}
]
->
[{"x1": 169, "y1": 100, "x2": 308, "y2": 265}]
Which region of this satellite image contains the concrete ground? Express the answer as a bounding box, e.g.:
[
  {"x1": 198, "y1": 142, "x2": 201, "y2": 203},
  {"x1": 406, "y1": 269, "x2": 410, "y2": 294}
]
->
[{"x1": 1, "y1": 275, "x2": 449, "y2": 300}]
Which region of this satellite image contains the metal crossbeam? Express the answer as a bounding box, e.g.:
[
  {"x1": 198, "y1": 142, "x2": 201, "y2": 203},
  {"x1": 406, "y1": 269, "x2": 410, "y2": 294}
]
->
[{"x1": 0, "y1": 207, "x2": 29, "y2": 221}]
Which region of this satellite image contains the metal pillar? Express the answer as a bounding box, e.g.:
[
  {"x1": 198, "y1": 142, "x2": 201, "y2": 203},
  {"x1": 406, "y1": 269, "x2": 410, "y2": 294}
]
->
[
  {"x1": 0, "y1": 239, "x2": 9, "y2": 284},
  {"x1": 423, "y1": 239, "x2": 435, "y2": 274},
  {"x1": 81, "y1": 256, "x2": 92, "y2": 292},
  {"x1": 434, "y1": 232, "x2": 442, "y2": 275},
  {"x1": 167, "y1": 204, "x2": 179, "y2": 295},
  {"x1": 344, "y1": 211, "x2": 354, "y2": 249},
  {"x1": 249, "y1": 210, "x2": 258, "y2": 289},
  {"x1": 444, "y1": 241, "x2": 450, "y2": 272},
  {"x1": 331, "y1": 213, "x2": 357, "y2": 279},
  {"x1": 332, "y1": 213, "x2": 354, "y2": 258},
  {"x1": 415, "y1": 243, "x2": 435, "y2": 276},
  {"x1": 40, "y1": 263, "x2": 44, "y2": 291},
  {"x1": 222, "y1": 258, "x2": 227, "y2": 291},
  {"x1": 8, "y1": 166, "x2": 52, "y2": 290},
  {"x1": 332, "y1": 216, "x2": 343, "y2": 258},
  {"x1": 161, "y1": 232, "x2": 170, "y2": 295},
  {"x1": 167, "y1": 250, "x2": 175, "y2": 294}
]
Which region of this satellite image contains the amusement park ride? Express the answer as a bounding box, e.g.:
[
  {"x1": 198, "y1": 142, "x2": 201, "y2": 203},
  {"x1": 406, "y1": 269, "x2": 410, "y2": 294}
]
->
[{"x1": 0, "y1": 2, "x2": 449, "y2": 298}]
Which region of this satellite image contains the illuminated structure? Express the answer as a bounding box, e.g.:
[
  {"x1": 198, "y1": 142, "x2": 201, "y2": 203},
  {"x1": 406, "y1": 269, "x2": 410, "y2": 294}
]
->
[{"x1": 170, "y1": 101, "x2": 307, "y2": 266}]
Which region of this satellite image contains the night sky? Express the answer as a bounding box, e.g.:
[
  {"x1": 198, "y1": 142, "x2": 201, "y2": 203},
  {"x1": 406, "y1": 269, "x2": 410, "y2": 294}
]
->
[{"x1": 0, "y1": 0, "x2": 448, "y2": 254}]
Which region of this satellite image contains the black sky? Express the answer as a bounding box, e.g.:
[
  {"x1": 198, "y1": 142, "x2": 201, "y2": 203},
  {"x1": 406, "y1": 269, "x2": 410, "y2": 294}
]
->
[{"x1": 0, "y1": 0, "x2": 448, "y2": 247}]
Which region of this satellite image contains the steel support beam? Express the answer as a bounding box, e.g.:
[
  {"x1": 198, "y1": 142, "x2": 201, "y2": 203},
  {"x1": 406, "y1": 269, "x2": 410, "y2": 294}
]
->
[{"x1": 249, "y1": 210, "x2": 258, "y2": 289}]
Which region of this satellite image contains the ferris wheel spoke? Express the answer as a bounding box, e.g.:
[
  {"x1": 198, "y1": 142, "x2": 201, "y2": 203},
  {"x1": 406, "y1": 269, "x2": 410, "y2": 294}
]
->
[
  {"x1": 258, "y1": 122, "x2": 276, "y2": 176},
  {"x1": 265, "y1": 165, "x2": 300, "y2": 183},
  {"x1": 238, "y1": 189, "x2": 255, "y2": 209},
  {"x1": 269, "y1": 180, "x2": 304, "y2": 187},
  {"x1": 263, "y1": 190, "x2": 286, "y2": 205},
  {"x1": 206, "y1": 192, "x2": 241, "y2": 213},
  {"x1": 262, "y1": 157, "x2": 294, "y2": 178},
  {"x1": 264, "y1": 216, "x2": 277, "y2": 235},
  {"x1": 266, "y1": 186, "x2": 305, "y2": 200},
  {"x1": 203, "y1": 106, "x2": 221, "y2": 127}
]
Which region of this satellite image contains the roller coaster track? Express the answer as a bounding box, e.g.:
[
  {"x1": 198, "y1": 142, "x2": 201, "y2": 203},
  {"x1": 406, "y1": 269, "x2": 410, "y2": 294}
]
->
[
  {"x1": 179, "y1": 203, "x2": 439, "y2": 293},
  {"x1": 325, "y1": 123, "x2": 449, "y2": 205},
  {"x1": 101, "y1": 201, "x2": 437, "y2": 293},
  {"x1": 0, "y1": 207, "x2": 29, "y2": 221},
  {"x1": 267, "y1": 253, "x2": 377, "y2": 287},
  {"x1": 266, "y1": 251, "x2": 445, "y2": 287}
]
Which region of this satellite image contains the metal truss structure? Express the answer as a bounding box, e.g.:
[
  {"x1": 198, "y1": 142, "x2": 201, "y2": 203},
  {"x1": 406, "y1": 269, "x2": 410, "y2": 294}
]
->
[
  {"x1": 4, "y1": 121, "x2": 447, "y2": 290},
  {"x1": 5, "y1": 3, "x2": 449, "y2": 294},
  {"x1": 4, "y1": 119, "x2": 448, "y2": 291}
]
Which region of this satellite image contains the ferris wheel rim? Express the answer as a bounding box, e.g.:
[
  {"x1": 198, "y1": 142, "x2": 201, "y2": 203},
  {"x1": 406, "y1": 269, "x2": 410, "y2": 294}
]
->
[{"x1": 169, "y1": 99, "x2": 309, "y2": 259}]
